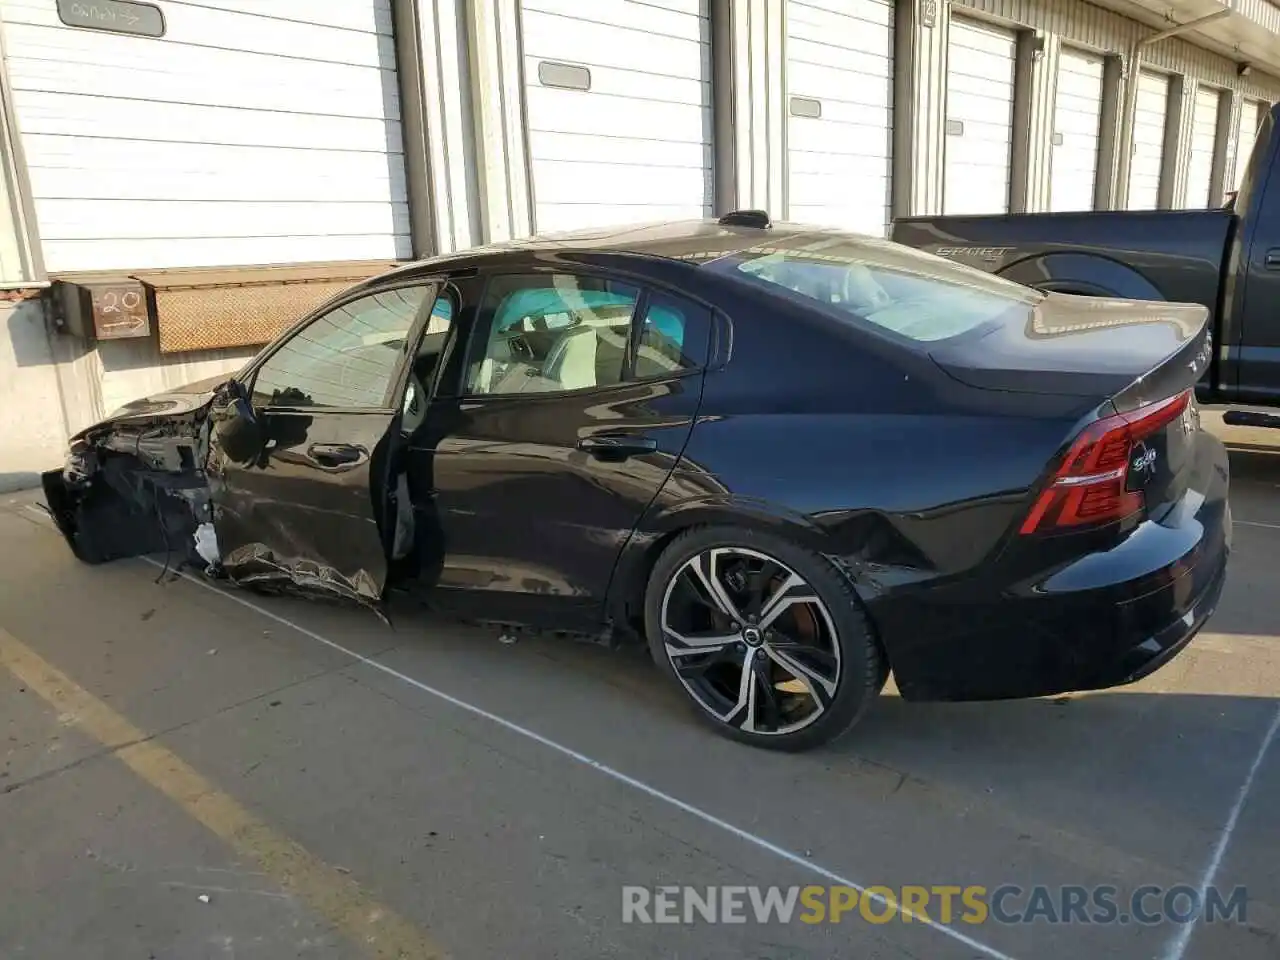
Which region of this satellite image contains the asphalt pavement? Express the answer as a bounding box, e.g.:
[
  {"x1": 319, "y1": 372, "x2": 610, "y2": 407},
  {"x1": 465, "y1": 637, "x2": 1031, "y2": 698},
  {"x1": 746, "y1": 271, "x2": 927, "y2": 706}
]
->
[{"x1": 1, "y1": 438, "x2": 1278, "y2": 960}]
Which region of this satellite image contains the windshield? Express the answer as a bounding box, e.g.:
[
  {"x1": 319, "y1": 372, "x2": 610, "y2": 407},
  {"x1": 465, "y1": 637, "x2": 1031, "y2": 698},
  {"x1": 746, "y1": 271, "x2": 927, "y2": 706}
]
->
[{"x1": 705, "y1": 233, "x2": 1042, "y2": 343}]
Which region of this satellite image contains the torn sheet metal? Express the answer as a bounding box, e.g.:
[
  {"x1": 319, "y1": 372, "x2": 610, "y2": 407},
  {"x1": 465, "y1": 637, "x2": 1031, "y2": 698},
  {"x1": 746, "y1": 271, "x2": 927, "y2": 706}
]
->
[
  {"x1": 221, "y1": 542, "x2": 385, "y2": 613},
  {"x1": 41, "y1": 371, "x2": 400, "y2": 618}
]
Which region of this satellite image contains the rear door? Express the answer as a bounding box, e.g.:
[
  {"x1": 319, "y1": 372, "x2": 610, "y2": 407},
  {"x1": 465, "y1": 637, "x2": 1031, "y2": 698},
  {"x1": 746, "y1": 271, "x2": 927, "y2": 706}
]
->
[
  {"x1": 406, "y1": 267, "x2": 713, "y2": 629},
  {"x1": 208, "y1": 281, "x2": 441, "y2": 603}
]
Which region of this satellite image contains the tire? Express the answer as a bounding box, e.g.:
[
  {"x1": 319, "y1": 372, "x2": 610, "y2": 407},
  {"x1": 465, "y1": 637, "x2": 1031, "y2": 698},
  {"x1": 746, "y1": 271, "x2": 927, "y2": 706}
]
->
[{"x1": 644, "y1": 525, "x2": 885, "y2": 751}]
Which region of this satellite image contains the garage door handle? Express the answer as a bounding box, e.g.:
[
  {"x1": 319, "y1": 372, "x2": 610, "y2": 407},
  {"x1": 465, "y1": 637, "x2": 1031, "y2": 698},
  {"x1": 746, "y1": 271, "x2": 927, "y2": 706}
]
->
[
  {"x1": 308, "y1": 442, "x2": 366, "y2": 466},
  {"x1": 1265, "y1": 249, "x2": 1280, "y2": 270},
  {"x1": 577, "y1": 434, "x2": 658, "y2": 460}
]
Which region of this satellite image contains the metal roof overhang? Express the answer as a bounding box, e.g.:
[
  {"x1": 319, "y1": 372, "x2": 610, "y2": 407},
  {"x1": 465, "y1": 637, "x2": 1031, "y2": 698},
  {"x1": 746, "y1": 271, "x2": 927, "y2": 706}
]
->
[{"x1": 1088, "y1": 0, "x2": 1280, "y2": 81}]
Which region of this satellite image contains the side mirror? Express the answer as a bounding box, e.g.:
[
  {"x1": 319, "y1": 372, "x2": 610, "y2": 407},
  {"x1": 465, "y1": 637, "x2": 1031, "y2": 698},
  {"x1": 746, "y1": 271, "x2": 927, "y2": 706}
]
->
[
  {"x1": 213, "y1": 381, "x2": 264, "y2": 464},
  {"x1": 1223, "y1": 190, "x2": 1238, "y2": 210}
]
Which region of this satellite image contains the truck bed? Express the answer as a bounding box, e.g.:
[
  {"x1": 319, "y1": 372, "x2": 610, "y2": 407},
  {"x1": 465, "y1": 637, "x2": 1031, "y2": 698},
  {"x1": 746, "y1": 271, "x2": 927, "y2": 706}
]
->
[{"x1": 890, "y1": 209, "x2": 1234, "y2": 315}]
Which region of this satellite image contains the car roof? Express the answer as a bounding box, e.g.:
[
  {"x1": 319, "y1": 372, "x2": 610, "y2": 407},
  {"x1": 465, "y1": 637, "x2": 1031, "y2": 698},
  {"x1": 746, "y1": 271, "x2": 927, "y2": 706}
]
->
[{"x1": 376, "y1": 218, "x2": 850, "y2": 282}]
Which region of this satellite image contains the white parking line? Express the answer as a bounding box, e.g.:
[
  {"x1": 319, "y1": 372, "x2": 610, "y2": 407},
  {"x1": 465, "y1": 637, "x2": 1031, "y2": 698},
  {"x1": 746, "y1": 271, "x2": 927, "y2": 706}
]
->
[
  {"x1": 20, "y1": 505, "x2": 51, "y2": 526},
  {"x1": 1164, "y1": 702, "x2": 1280, "y2": 960},
  {"x1": 1235, "y1": 518, "x2": 1280, "y2": 531}
]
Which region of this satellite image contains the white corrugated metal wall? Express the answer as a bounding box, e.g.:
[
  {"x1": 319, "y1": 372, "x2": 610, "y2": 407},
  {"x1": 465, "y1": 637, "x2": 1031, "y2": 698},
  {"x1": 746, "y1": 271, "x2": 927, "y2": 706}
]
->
[
  {"x1": 784, "y1": 0, "x2": 894, "y2": 236},
  {"x1": 519, "y1": 0, "x2": 713, "y2": 233},
  {"x1": 0, "y1": 0, "x2": 411, "y2": 272}
]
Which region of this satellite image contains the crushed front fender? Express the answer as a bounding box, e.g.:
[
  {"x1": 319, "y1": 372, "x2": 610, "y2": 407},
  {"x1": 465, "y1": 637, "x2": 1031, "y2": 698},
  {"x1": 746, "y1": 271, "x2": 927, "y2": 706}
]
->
[{"x1": 42, "y1": 411, "x2": 214, "y2": 567}]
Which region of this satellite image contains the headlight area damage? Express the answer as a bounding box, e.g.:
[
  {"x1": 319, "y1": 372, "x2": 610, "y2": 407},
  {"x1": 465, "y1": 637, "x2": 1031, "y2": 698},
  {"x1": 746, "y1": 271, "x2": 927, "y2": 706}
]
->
[
  {"x1": 40, "y1": 391, "x2": 389, "y2": 613},
  {"x1": 41, "y1": 411, "x2": 219, "y2": 572}
]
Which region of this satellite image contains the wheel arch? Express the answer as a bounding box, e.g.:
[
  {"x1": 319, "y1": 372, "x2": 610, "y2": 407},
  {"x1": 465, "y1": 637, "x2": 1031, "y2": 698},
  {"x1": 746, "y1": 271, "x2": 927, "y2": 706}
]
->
[
  {"x1": 605, "y1": 497, "x2": 888, "y2": 663},
  {"x1": 997, "y1": 252, "x2": 1166, "y2": 300}
]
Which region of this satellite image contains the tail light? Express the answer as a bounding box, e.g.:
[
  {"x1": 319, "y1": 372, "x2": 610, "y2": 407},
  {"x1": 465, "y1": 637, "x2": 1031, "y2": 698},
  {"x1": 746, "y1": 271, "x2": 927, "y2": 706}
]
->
[{"x1": 1019, "y1": 390, "x2": 1191, "y2": 535}]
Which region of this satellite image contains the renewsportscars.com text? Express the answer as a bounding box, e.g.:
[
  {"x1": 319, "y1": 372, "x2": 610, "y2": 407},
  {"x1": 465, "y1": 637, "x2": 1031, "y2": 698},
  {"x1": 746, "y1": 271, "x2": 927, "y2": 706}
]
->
[{"x1": 621, "y1": 884, "x2": 1247, "y2": 926}]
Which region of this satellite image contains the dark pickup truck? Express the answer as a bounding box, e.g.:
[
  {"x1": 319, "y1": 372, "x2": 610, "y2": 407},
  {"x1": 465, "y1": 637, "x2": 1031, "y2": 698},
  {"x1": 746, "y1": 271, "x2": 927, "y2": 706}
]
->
[{"x1": 891, "y1": 102, "x2": 1280, "y2": 424}]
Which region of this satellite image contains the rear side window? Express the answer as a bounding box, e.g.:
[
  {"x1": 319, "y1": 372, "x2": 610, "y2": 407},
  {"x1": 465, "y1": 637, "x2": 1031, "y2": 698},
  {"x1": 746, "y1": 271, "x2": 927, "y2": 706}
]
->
[
  {"x1": 710, "y1": 236, "x2": 1042, "y2": 343},
  {"x1": 464, "y1": 273, "x2": 711, "y2": 396},
  {"x1": 467, "y1": 273, "x2": 640, "y2": 395}
]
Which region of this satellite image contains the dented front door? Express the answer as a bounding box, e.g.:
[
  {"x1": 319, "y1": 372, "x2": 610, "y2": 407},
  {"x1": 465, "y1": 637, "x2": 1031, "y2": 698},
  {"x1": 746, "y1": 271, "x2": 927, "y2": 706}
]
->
[{"x1": 207, "y1": 283, "x2": 439, "y2": 604}]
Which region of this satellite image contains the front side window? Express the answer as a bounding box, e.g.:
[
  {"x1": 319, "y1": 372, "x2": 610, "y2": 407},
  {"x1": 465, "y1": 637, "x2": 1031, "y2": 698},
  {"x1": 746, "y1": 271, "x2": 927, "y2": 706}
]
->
[
  {"x1": 706, "y1": 235, "x2": 1042, "y2": 344},
  {"x1": 466, "y1": 274, "x2": 640, "y2": 395},
  {"x1": 253, "y1": 286, "x2": 434, "y2": 408}
]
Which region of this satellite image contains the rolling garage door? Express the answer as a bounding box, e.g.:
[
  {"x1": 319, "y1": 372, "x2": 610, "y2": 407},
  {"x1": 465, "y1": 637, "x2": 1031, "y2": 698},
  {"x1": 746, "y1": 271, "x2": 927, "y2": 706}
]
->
[
  {"x1": 943, "y1": 18, "x2": 1016, "y2": 215},
  {"x1": 785, "y1": 0, "x2": 894, "y2": 236},
  {"x1": 1127, "y1": 70, "x2": 1169, "y2": 210},
  {"x1": 1234, "y1": 99, "x2": 1264, "y2": 191},
  {"x1": 0, "y1": 0, "x2": 409, "y2": 271},
  {"x1": 521, "y1": 0, "x2": 713, "y2": 233},
  {"x1": 1049, "y1": 48, "x2": 1104, "y2": 212},
  {"x1": 1184, "y1": 85, "x2": 1221, "y2": 209}
]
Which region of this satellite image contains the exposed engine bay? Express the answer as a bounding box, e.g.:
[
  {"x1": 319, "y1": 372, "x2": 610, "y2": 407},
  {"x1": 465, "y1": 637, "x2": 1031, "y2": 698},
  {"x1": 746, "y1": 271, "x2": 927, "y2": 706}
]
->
[{"x1": 41, "y1": 409, "x2": 218, "y2": 574}]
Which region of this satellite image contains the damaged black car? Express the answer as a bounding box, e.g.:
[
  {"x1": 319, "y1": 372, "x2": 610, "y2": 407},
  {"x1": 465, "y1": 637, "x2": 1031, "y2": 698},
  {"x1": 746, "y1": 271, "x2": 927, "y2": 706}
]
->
[{"x1": 42, "y1": 216, "x2": 1231, "y2": 751}]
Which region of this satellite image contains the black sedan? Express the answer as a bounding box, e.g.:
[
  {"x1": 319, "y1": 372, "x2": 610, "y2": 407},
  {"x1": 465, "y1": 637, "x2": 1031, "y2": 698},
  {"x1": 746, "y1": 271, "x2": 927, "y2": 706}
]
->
[{"x1": 42, "y1": 213, "x2": 1231, "y2": 751}]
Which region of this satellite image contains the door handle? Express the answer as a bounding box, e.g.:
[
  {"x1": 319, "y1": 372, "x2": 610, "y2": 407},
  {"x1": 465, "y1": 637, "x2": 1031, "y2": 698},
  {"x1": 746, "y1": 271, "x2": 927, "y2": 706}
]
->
[
  {"x1": 1265, "y1": 249, "x2": 1280, "y2": 270},
  {"x1": 576, "y1": 434, "x2": 658, "y2": 460},
  {"x1": 307, "y1": 442, "x2": 366, "y2": 467}
]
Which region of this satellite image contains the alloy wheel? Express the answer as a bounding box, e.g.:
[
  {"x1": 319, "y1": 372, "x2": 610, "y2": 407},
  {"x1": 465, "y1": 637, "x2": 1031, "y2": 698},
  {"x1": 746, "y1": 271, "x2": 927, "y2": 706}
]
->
[{"x1": 660, "y1": 546, "x2": 842, "y2": 736}]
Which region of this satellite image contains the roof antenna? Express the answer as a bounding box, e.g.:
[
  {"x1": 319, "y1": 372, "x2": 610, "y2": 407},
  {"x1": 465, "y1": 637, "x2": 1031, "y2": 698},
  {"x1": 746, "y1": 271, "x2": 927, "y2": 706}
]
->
[{"x1": 718, "y1": 210, "x2": 771, "y2": 229}]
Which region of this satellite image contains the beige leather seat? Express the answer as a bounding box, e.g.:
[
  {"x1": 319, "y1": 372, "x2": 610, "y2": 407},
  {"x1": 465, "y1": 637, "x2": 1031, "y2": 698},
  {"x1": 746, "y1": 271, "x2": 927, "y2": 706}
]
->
[{"x1": 546, "y1": 326, "x2": 599, "y2": 390}]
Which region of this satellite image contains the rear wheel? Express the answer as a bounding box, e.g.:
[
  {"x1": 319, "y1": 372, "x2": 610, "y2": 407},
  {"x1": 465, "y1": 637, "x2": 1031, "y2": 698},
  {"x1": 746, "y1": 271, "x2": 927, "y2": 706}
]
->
[{"x1": 644, "y1": 526, "x2": 885, "y2": 751}]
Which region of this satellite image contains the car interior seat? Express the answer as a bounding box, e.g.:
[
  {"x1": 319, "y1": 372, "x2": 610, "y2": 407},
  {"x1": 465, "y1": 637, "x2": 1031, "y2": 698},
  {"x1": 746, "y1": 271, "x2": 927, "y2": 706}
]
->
[{"x1": 545, "y1": 325, "x2": 599, "y2": 390}]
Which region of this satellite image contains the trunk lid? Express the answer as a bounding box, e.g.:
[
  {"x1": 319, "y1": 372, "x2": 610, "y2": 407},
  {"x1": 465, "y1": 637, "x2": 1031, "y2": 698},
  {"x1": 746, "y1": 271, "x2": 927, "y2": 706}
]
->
[
  {"x1": 960, "y1": 294, "x2": 1214, "y2": 537},
  {"x1": 929, "y1": 292, "x2": 1211, "y2": 404}
]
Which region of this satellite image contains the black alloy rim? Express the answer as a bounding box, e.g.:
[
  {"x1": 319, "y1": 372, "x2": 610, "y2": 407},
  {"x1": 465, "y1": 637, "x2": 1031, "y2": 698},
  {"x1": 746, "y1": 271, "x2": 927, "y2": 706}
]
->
[{"x1": 660, "y1": 547, "x2": 842, "y2": 735}]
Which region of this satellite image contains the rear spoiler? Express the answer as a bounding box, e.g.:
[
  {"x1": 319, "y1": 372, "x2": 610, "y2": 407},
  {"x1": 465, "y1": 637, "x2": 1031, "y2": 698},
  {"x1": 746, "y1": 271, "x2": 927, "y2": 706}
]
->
[{"x1": 1111, "y1": 303, "x2": 1211, "y2": 414}]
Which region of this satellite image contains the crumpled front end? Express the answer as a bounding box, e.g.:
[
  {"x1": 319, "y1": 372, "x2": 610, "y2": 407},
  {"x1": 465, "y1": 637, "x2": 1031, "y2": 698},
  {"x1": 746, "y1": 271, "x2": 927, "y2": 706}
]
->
[
  {"x1": 42, "y1": 410, "x2": 220, "y2": 571},
  {"x1": 42, "y1": 378, "x2": 395, "y2": 613}
]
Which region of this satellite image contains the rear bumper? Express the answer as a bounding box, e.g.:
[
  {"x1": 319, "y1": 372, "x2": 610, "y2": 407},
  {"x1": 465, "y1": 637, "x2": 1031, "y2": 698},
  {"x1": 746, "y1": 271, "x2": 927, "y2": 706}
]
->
[
  {"x1": 885, "y1": 434, "x2": 1231, "y2": 702},
  {"x1": 1081, "y1": 533, "x2": 1227, "y2": 690}
]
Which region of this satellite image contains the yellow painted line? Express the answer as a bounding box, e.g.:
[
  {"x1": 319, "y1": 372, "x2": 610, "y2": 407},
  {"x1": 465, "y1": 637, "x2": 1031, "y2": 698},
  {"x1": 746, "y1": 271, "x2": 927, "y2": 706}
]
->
[{"x1": 0, "y1": 625, "x2": 446, "y2": 960}]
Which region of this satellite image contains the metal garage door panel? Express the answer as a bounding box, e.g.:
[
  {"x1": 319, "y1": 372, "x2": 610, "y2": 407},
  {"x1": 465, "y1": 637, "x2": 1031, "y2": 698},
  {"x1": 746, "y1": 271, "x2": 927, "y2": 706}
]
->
[
  {"x1": 1185, "y1": 86, "x2": 1221, "y2": 209},
  {"x1": 1234, "y1": 100, "x2": 1263, "y2": 191},
  {"x1": 785, "y1": 0, "x2": 894, "y2": 236},
  {"x1": 944, "y1": 19, "x2": 1016, "y2": 216},
  {"x1": 0, "y1": 0, "x2": 408, "y2": 271},
  {"x1": 1128, "y1": 71, "x2": 1169, "y2": 210},
  {"x1": 522, "y1": 0, "x2": 713, "y2": 234},
  {"x1": 1050, "y1": 49, "x2": 1103, "y2": 212}
]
